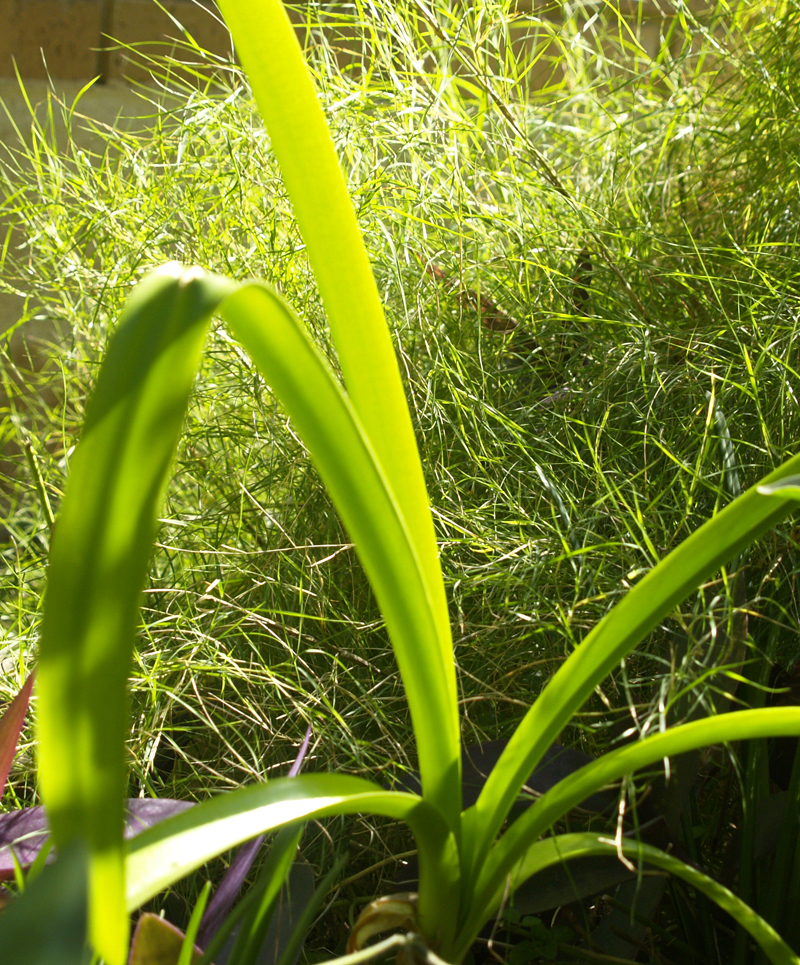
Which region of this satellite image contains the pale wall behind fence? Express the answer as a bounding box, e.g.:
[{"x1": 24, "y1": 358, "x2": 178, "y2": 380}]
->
[{"x1": 1, "y1": 0, "x2": 715, "y2": 84}]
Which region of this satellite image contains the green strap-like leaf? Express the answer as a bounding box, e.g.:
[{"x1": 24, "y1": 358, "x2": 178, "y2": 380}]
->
[
  {"x1": 456, "y1": 833, "x2": 800, "y2": 965},
  {"x1": 38, "y1": 266, "x2": 235, "y2": 963},
  {"x1": 0, "y1": 841, "x2": 90, "y2": 965},
  {"x1": 126, "y1": 773, "x2": 459, "y2": 949},
  {"x1": 462, "y1": 707, "x2": 800, "y2": 943},
  {"x1": 222, "y1": 285, "x2": 458, "y2": 823},
  {"x1": 462, "y1": 453, "x2": 800, "y2": 880},
  {"x1": 38, "y1": 268, "x2": 460, "y2": 963},
  {"x1": 214, "y1": 0, "x2": 459, "y2": 796}
]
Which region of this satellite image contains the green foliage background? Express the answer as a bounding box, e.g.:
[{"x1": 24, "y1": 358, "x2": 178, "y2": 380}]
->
[{"x1": 2, "y1": 0, "x2": 800, "y2": 956}]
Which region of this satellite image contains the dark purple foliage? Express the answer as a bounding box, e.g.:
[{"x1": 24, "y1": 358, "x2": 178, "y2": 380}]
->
[
  {"x1": 0, "y1": 799, "x2": 194, "y2": 880},
  {"x1": 196, "y1": 725, "x2": 313, "y2": 948}
]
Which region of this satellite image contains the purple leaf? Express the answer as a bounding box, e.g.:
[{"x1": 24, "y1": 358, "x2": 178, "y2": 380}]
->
[
  {"x1": 0, "y1": 799, "x2": 194, "y2": 880},
  {"x1": 197, "y1": 725, "x2": 313, "y2": 948},
  {"x1": 121, "y1": 799, "x2": 196, "y2": 839},
  {"x1": 0, "y1": 673, "x2": 35, "y2": 799},
  {"x1": 287, "y1": 726, "x2": 313, "y2": 779},
  {"x1": 0, "y1": 807, "x2": 47, "y2": 873}
]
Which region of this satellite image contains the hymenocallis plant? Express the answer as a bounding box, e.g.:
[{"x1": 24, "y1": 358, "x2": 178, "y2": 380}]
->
[{"x1": 2, "y1": 2, "x2": 800, "y2": 964}]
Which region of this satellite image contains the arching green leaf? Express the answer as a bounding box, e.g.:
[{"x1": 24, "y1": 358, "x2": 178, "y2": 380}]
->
[
  {"x1": 37, "y1": 267, "x2": 459, "y2": 963},
  {"x1": 456, "y1": 833, "x2": 800, "y2": 965},
  {"x1": 126, "y1": 773, "x2": 458, "y2": 946},
  {"x1": 463, "y1": 455, "x2": 800, "y2": 878},
  {"x1": 464, "y1": 707, "x2": 800, "y2": 943}
]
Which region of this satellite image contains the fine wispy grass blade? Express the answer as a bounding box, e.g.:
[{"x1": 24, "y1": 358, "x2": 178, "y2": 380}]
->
[
  {"x1": 37, "y1": 265, "x2": 461, "y2": 962},
  {"x1": 214, "y1": 0, "x2": 458, "y2": 791},
  {"x1": 460, "y1": 834, "x2": 800, "y2": 965},
  {"x1": 37, "y1": 265, "x2": 235, "y2": 963},
  {"x1": 462, "y1": 707, "x2": 800, "y2": 942},
  {"x1": 463, "y1": 452, "x2": 800, "y2": 876},
  {"x1": 125, "y1": 774, "x2": 457, "y2": 921}
]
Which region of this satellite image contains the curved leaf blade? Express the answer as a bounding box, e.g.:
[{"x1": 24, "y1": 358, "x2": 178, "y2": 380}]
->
[
  {"x1": 222, "y1": 285, "x2": 460, "y2": 830},
  {"x1": 37, "y1": 265, "x2": 235, "y2": 962},
  {"x1": 125, "y1": 773, "x2": 458, "y2": 937},
  {"x1": 465, "y1": 707, "x2": 800, "y2": 941},
  {"x1": 464, "y1": 454, "x2": 800, "y2": 875},
  {"x1": 459, "y1": 833, "x2": 800, "y2": 965},
  {"x1": 213, "y1": 0, "x2": 457, "y2": 776}
]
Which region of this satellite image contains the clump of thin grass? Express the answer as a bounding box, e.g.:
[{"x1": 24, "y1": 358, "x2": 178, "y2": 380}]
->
[{"x1": 1, "y1": 0, "x2": 800, "y2": 954}]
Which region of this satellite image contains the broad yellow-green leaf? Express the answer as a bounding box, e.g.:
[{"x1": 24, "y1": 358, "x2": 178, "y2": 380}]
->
[
  {"x1": 223, "y1": 285, "x2": 458, "y2": 827},
  {"x1": 214, "y1": 0, "x2": 459, "y2": 803},
  {"x1": 126, "y1": 774, "x2": 458, "y2": 948},
  {"x1": 38, "y1": 266, "x2": 234, "y2": 963}
]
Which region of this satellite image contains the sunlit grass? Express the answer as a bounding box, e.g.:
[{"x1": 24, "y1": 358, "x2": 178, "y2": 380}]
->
[{"x1": 1, "y1": 0, "x2": 800, "y2": 956}]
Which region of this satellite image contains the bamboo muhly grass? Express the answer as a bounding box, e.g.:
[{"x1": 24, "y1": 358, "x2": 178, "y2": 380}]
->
[{"x1": 16, "y1": 1, "x2": 800, "y2": 964}]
